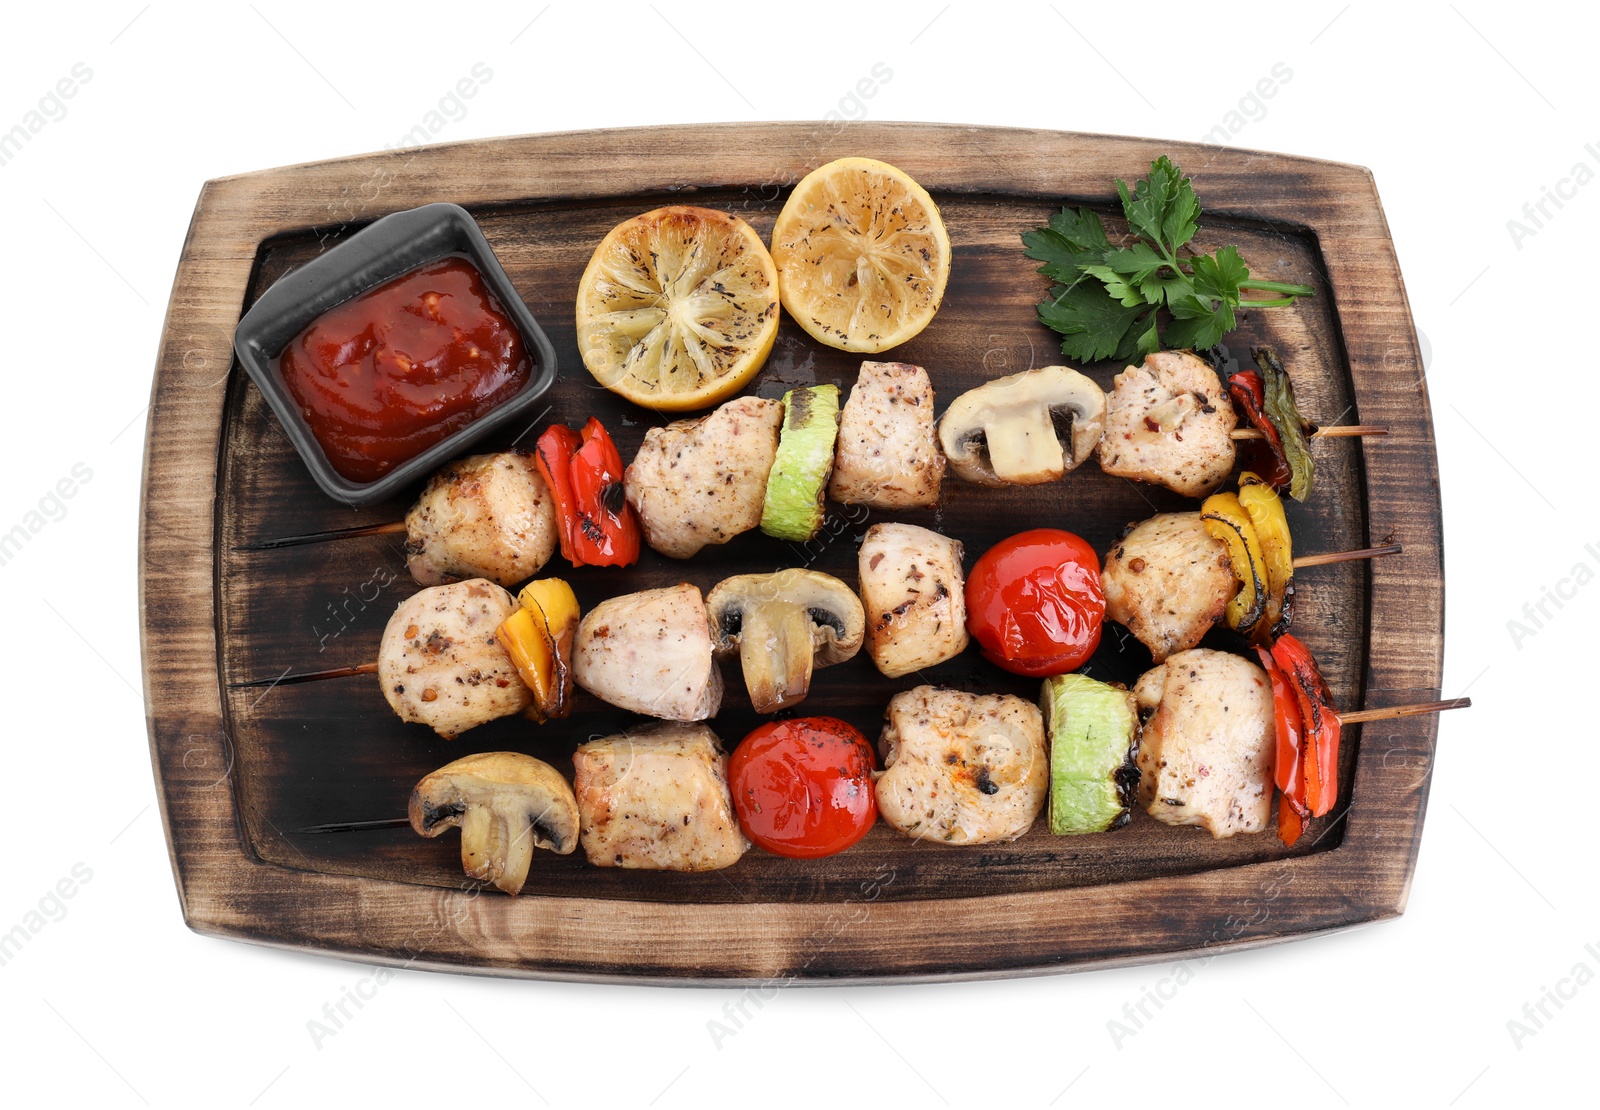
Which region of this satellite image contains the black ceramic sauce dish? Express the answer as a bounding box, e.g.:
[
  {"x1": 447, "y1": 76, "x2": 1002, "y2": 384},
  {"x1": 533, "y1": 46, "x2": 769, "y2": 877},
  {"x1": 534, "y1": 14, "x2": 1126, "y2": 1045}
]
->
[{"x1": 232, "y1": 202, "x2": 559, "y2": 506}]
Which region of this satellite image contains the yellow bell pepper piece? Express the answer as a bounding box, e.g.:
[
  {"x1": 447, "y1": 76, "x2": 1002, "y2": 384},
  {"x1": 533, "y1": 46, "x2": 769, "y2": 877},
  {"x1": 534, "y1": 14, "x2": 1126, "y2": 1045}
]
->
[
  {"x1": 494, "y1": 578, "x2": 580, "y2": 722},
  {"x1": 1237, "y1": 471, "x2": 1294, "y2": 642},
  {"x1": 519, "y1": 579, "x2": 580, "y2": 633},
  {"x1": 1200, "y1": 492, "x2": 1267, "y2": 636}
]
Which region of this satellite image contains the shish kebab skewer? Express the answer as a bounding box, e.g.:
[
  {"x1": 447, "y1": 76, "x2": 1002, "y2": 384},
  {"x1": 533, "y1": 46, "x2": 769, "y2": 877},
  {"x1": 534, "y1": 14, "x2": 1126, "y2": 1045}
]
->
[
  {"x1": 227, "y1": 540, "x2": 1397, "y2": 692},
  {"x1": 1082, "y1": 644, "x2": 1470, "y2": 845},
  {"x1": 246, "y1": 345, "x2": 1376, "y2": 559},
  {"x1": 294, "y1": 691, "x2": 1471, "y2": 837},
  {"x1": 242, "y1": 408, "x2": 1387, "y2": 551}
]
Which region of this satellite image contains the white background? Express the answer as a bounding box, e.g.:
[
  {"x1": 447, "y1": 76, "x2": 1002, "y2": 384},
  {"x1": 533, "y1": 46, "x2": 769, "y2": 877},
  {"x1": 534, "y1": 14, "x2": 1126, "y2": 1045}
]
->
[{"x1": 2, "y1": 3, "x2": 1592, "y2": 1106}]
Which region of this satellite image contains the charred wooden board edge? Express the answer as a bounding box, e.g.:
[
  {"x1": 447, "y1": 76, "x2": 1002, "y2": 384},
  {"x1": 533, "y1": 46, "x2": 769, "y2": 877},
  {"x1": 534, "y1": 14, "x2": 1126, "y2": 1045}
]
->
[{"x1": 139, "y1": 122, "x2": 1442, "y2": 983}]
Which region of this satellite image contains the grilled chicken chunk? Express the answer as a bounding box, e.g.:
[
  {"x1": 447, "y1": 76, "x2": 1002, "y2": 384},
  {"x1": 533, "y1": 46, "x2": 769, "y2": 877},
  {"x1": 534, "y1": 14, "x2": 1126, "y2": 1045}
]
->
[
  {"x1": 1134, "y1": 649, "x2": 1274, "y2": 838},
  {"x1": 1103, "y1": 512, "x2": 1234, "y2": 662},
  {"x1": 625, "y1": 396, "x2": 784, "y2": 559},
  {"x1": 379, "y1": 580, "x2": 532, "y2": 739},
  {"x1": 572, "y1": 583, "x2": 722, "y2": 721},
  {"x1": 404, "y1": 452, "x2": 558, "y2": 587},
  {"x1": 1097, "y1": 350, "x2": 1237, "y2": 497},
  {"x1": 876, "y1": 686, "x2": 1048, "y2": 844},
  {"x1": 573, "y1": 722, "x2": 748, "y2": 870},
  {"x1": 829, "y1": 361, "x2": 946, "y2": 508},
  {"x1": 858, "y1": 523, "x2": 969, "y2": 678}
]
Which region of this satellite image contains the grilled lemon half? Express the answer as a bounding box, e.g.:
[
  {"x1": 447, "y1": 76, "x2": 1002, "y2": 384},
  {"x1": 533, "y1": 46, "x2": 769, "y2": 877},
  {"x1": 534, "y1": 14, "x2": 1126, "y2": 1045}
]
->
[
  {"x1": 770, "y1": 157, "x2": 950, "y2": 353},
  {"x1": 576, "y1": 205, "x2": 779, "y2": 411}
]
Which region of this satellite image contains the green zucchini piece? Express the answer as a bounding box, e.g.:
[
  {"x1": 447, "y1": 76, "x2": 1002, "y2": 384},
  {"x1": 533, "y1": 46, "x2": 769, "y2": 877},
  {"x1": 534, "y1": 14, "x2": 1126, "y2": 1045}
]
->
[
  {"x1": 760, "y1": 384, "x2": 842, "y2": 542},
  {"x1": 1042, "y1": 673, "x2": 1140, "y2": 835}
]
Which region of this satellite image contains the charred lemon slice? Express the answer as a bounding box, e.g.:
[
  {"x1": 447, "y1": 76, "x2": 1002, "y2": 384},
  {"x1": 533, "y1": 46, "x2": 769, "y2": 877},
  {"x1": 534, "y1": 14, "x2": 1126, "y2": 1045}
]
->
[
  {"x1": 770, "y1": 157, "x2": 950, "y2": 353},
  {"x1": 575, "y1": 205, "x2": 779, "y2": 412}
]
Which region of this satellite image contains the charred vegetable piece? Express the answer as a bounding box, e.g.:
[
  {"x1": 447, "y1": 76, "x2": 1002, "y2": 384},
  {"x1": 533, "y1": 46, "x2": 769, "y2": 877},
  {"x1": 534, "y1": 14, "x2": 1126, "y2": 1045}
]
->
[
  {"x1": 760, "y1": 385, "x2": 842, "y2": 542},
  {"x1": 1237, "y1": 472, "x2": 1295, "y2": 641},
  {"x1": 494, "y1": 578, "x2": 580, "y2": 722},
  {"x1": 1255, "y1": 646, "x2": 1307, "y2": 846},
  {"x1": 1200, "y1": 492, "x2": 1268, "y2": 636},
  {"x1": 535, "y1": 417, "x2": 640, "y2": 567},
  {"x1": 1252, "y1": 347, "x2": 1315, "y2": 502},
  {"x1": 1270, "y1": 634, "x2": 1340, "y2": 819},
  {"x1": 1226, "y1": 369, "x2": 1294, "y2": 490},
  {"x1": 1041, "y1": 673, "x2": 1140, "y2": 835},
  {"x1": 409, "y1": 752, "x2": 579, "y2": 896},
  {"x1": 705, "y1": 569, "x2": 865, "y2": 713}
]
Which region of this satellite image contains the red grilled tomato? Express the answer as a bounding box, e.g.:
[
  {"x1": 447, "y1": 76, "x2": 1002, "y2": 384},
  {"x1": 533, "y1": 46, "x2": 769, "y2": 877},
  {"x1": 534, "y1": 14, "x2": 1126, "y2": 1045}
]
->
[
  {"x1": 728, "y1": 717, "x2": 877, "y2": 859},
  {"x1": 965, "y1": 528, "x2": 1104, "y2": 677}
]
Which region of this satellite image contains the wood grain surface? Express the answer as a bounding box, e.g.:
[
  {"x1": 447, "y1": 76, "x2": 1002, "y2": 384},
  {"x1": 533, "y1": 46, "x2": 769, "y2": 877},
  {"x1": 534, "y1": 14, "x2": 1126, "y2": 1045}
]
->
[{"x1": 139, "y1": 122, "x2": 1442, "y2": 983}]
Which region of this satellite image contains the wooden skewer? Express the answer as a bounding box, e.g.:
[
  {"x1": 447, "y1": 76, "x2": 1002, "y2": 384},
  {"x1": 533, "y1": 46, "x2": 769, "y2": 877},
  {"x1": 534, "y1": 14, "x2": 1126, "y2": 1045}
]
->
[
  {"x1": 1339, "y1": 697, "x2": 1472, "y2": 724},
  {"x1": 294, "y1": 698, "x2": 1473, "y2": 835},
  {"x1": 236, "y1": 520, "x2": 406, "y2": 552},
  {"x1": 230, "y1": 661, "x2": 378, "y2": 689},
  {"x1": 231, "y1": 546, "x2": 1404, "y2": 690},
  {"x1": 241, "y1": 421, "x2": 1388, "y2": 551},
  {"x1": 301, "y1": 817, "x2": 413, "y2": 834},
  {"x1": 1231, "y1": 424, "x2": 1388, "y2": 441},
  {"x1": 1292, "y1": 543, "x2": 1402, "y2": 569}
]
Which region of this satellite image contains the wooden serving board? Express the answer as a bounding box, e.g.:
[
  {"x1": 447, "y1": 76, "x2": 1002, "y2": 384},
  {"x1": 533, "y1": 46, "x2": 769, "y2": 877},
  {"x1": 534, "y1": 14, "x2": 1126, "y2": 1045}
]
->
[{"x1": 139, "y1": 123, "x2": 1442, "y2": 983}]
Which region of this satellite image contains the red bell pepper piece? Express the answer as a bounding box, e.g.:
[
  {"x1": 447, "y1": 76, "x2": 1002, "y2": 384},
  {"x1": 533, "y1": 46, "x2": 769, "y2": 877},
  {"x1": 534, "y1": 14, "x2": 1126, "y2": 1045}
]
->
[
  {"x1": 1270, "y1": 634, "x2": 1342, "y2": 819},
  {"x1": 1256, "y1": 646, "x2": 1307, "y2": 846},
  {"x1": 569, "y1": 418, "x2": 639, "y2": 567},
  {"x1": 534, "y1": 418, "x2": 640, "y2": 568},
  {"x1": 534, "y1": 424, "x2": 583, "y2": 565},
  {"x1": 1228, "y1": 369, "x2": 1294, "y2": 491}
]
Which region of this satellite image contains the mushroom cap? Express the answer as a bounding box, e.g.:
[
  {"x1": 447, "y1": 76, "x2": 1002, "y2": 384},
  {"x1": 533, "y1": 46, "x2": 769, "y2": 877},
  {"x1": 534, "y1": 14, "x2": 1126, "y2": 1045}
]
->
[
  {"x1": 705, "y1": 568, "x2": 866, "y2": 665},
  {"x1": 939, "y1": 365, "x2": 1106, "y2": 487},
  {"x1": 705, "y1": 569, "x2": 866, "y2": 713},
  {"x1": 409, "y1": 752, "x2": 580, "y2": 894}
]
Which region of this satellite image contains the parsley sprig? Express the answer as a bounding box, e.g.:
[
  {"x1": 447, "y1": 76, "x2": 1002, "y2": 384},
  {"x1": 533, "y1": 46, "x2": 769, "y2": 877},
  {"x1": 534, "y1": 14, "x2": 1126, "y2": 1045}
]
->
[{"x1": 1022, "y1": 156, "x2": 1314, "y2": 363}]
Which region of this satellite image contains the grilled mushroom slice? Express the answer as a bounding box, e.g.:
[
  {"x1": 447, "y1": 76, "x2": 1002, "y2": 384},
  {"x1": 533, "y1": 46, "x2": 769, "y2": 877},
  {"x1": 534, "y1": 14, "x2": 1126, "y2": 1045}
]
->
[
  {"x1": 938, "y1": 366, "x2": 1106, "y2": 486},
  {"x1": 408, "y1": 752, "x2": 579, "y2": 896},
  {"x1": 706, "y1": 569, "x2": 865, "y2": 713}
]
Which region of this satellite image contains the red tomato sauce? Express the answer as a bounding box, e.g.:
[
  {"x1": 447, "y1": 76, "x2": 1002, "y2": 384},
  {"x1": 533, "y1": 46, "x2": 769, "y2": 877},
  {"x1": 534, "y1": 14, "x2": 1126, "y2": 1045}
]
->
[{"x1": 277, "y1": 257, "x2": 530, "y2": 482}]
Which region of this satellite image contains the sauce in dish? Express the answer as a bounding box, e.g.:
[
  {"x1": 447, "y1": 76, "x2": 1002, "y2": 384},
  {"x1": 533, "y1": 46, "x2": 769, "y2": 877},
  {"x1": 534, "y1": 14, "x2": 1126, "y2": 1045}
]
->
[{"x1": 277, "y1": 256, "x2": 531, "y2": 483}]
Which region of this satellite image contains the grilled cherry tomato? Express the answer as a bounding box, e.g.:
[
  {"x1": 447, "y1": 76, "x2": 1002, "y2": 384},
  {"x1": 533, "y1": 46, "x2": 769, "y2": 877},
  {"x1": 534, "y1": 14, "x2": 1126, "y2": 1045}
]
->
[
  {"x1": 729, "y1": 717, "x2": 877, "y2": 859},
  {"x1": 965, "y1": 529, "x2": 1104, "y2": 677}
]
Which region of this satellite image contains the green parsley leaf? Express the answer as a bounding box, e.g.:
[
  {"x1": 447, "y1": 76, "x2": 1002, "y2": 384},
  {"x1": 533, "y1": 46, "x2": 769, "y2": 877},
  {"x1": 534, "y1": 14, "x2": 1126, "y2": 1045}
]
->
[
  {"x1": 1082, "y1": 265, "x2": 1147, "y2": 307},
  {"x1": 1162, "y1": 293, "x2": 1235, "y2": 351},
  {"x1": 1022, "y1": 207, "x2": 1112, "y2": 287},
  {"x1": 1024, "y1": 156, "x2": 1312, "y2": 362},
  {"x1": 1100, "y1": 243, "x2": 1167, "y2": 284},
  {"x1": 1116, "y1": 155, "x2": 1198, "y2": 258},
  {"x1": 1190, "y1": 244, "x2": 1249, "y2": 302},
  {"x1": 1036, "y1": 283, "x2": 1151, "y2": 363}
]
